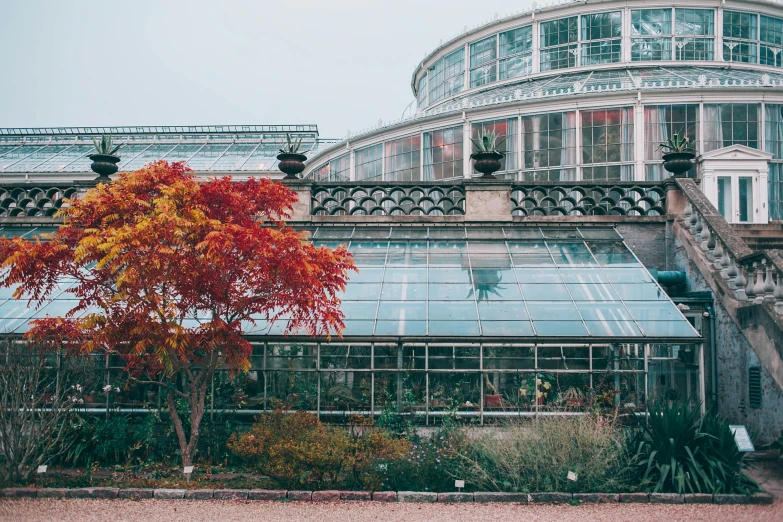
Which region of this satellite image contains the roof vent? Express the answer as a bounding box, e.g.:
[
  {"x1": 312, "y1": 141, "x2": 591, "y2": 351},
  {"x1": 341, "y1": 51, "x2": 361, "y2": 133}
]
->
[{"x1": 749, "y1": 366, "x2": 762, "y2": 409}]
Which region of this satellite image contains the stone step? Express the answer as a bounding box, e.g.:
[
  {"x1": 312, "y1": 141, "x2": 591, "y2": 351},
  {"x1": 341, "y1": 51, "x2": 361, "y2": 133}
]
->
[
  {"x1": 738, "y1": 230, "x2": 783, "y2": 237},
  {"x1": 732, "y1": 223, "x2": 783, "y2": 230}
]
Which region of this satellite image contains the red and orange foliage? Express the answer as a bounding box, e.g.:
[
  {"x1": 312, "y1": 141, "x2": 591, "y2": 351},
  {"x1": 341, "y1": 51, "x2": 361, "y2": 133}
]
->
[{"x1": 0, "y1": 161, "x2": 355, "y2": 465}]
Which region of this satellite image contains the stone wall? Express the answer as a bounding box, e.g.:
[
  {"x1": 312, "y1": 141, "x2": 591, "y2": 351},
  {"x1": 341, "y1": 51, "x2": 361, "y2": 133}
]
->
[
  {"x1": 617, "y1": 223, "x2": 667, "y2": 271},
  {"x1": 672, "y1": 236, "x2": 783, "y2": 444}
]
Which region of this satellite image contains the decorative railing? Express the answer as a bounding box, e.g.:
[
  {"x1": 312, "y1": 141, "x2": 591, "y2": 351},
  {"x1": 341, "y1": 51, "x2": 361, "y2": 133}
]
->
[
  {"x1": 311, "y1": 183, "x2": 465, "y2": 216},
  {"x1": 0, "y1": 185, "x2": 80, "y2": 217},
  {"x1": 676, "y1": 178, "x2": 783, "y2": 317},
  {"x1": 510, "y1": 183, "x2": 666, "y2": 217}
]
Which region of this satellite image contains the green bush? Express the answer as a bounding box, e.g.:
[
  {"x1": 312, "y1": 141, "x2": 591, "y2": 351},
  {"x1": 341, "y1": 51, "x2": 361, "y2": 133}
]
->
[
  {"x1": 452, "y1": 416, "x2": 634, "y2": 493},
  {"x1": 382, "y1": 427, "x2": 466, "y2": 492},
  {"x1": 627, "y1": 401, "x2": 760, "y2": 494}
]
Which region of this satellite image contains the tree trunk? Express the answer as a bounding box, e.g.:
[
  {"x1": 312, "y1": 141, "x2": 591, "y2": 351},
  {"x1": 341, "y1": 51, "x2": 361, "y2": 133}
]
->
[{"x1": 166, "y1": 372, "x2": 212, "y2": 468}]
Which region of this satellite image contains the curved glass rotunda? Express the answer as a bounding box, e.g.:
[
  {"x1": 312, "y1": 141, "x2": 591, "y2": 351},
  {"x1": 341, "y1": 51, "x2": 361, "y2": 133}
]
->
[{"x1": 305, "y1": 0, "x2": 783, "y2": 221}]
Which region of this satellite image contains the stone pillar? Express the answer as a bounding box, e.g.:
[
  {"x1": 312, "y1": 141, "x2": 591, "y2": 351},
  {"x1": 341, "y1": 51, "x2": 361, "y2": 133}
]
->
[
  {"x1": 281, "y1": 179, "x2": 313, "y2": 223},
  {"x1": 463, "y1": 179, "x2": 513, "y2": 222},
  {"x1": 662, "y1": 177, "x2": 686, "y2": 218}
]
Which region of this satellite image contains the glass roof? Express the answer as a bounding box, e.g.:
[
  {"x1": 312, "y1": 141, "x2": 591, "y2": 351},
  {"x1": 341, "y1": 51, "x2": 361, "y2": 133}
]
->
[
  {"x1": 0, "y1": 127, "x2": 338, "y2": 174},
  {"x1": 422, "y1": 66, "x2": 783, "y2": 118},
  {"x1": 0, "y1": 225, "x2": 699, "y2": 341}
]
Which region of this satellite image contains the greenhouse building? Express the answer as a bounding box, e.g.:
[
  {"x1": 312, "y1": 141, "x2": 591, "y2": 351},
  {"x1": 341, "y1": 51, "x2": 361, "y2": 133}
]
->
[{"x1": 1, "y1": 0, "x2": 783, "y2": 442}]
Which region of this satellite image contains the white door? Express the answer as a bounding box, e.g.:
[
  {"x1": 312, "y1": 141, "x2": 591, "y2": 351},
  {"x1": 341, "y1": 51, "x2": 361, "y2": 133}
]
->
[{"x1": 717, "y1": 175, "x2": 755, "y2": 223}]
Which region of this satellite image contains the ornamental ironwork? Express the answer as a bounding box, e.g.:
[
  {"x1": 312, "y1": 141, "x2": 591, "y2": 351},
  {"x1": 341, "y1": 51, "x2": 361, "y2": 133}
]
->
[
  {"x1": 311, "y1": 184, "x2": 466, "y2": 216},
  {"x1": 510, "y1": 183, "x2": 666, "y2": 216},
  {"x1": 0, "y1": 186, "x2": 78, "y2": 217}
]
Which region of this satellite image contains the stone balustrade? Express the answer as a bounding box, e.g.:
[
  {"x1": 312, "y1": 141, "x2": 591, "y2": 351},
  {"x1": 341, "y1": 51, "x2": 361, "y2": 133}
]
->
[{"x1": 676, "y1": 178, "x2": 783, "y2": 317}]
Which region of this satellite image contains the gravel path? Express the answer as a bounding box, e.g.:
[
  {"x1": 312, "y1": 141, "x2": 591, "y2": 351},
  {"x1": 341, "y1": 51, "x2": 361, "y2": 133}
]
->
[{"x1": 1, "y1": 499, "x2": 781, "y2": 522}]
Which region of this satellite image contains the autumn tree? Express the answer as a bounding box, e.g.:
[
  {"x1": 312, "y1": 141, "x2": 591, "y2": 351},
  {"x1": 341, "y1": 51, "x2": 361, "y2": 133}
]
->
[{"x1": 0, "y1": 161, "x2": 355, "y2": 466}]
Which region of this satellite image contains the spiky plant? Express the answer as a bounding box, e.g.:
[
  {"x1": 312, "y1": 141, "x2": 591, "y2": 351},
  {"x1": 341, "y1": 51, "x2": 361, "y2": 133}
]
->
[
  {"x1": 470, "y1": 130, "x2": 507, "y2": 157},
  {"x1": 278, "y1": 133, "x2": 308, "y2": 155},
  {"x1": 626, "y1": 400, "x2": 761, "y2": 494},
  {"x1": 91, "y1": 135, "x2": 122, "y2": 157},
  {"x1": 659, "y1": 133, "x2": 695, "y2": 154}
]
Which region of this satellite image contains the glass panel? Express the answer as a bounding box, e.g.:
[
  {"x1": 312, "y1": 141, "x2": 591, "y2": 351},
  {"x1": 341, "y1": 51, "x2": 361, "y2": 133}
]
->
[
  {"x1": 739, "y1": 177, "x2": 753, "y2": 223},
  {"x1": 423, "y1": 126, "x2": 463, "y2": 181},
  {"x1": 533, "y1": 321, "x2": 588, "y2": 336},
  {"x1": 355, "y1": 143, "x2": 383, "y2": 181},
  {"x1": 384, "y1": 135, "x2": 421, "y2": 182},
  {"x1": 718, "y1": 176, "x2": 733, "y2": 221},
  {"x1": 481, "y1": 320, "x2": 534, "y2": 336},
  {"x1": 429, "y1": 49, "x2": 465, "y2": 104},
  {"x1": 470, "y1": 35, "x2": 497, "y2": 87},
  {"x1": 526, "y1": 301, "x2": 580, "y2": 320}
]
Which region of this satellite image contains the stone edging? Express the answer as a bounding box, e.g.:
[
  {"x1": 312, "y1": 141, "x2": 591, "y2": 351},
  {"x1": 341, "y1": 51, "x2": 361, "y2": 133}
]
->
[{"x1": 0, "y1": 488, "x2": 775, "y2": 505}]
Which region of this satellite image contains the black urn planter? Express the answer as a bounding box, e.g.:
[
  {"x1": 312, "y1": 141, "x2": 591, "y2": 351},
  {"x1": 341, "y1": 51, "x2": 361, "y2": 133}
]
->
[
  {"x1": 662, "y1": 152, "x2": 695, "y2": 178},
  {"x1": 277, "y1": 153, "x2": 307, "y2": 180},
  {"x1": 471, "y1": 151, "x2": 503, "y2": 179},
  {"x1": 88, "y1": 153, "x2": 121, "y2": 182}
]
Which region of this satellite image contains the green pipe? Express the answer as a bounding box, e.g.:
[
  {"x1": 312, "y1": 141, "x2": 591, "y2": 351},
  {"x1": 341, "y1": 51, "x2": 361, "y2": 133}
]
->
[{"x1": 649, "y1": 269, "x2": 686, "y2": 286}]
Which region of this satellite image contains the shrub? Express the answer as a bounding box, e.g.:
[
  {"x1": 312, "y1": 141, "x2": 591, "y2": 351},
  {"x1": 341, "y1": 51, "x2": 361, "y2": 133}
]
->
[
  {"x1": 627, "y1": 401, "x2": 760, "y2": 494},
  {"x1": 382, "y1": 427, "x2": 466, "y2": 492},
  {"x1": 453, "y1": 415, "x2": 634, "y2": 493},
  {"x1": 227, "y1": 411, "x2": 409, "y2": 490}
]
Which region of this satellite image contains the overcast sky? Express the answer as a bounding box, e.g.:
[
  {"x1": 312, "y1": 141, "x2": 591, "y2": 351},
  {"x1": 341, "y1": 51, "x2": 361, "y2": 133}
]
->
[{"x1": 0, "y1": 0, "x2": 535, "y2": 139}]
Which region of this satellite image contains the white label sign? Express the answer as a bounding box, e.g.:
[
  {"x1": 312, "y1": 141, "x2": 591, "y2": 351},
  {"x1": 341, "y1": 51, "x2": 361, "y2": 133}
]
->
[
  {"x1": 567, "y1": 471, "x2": 578, "y2": 481},
  {"x1": 37, "y1": 465, "x2": 47, "y2": 474},
  {"x1": 729, "y1": 425, "x2": 755, "y2": 452},
  {"x1": 183, "y1": 466, "x2": 194, "y2": 474},
  {"x1": 454, "y1": 480, "x2": 465, "y2": 489}
]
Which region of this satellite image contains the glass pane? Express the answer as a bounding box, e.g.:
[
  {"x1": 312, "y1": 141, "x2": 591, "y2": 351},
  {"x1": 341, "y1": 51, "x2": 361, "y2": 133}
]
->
[
  {"x1": 739, "y1": 177, "x2": 753, "y2": 222},
  {"x1": 718, "y1": 177, "x2": 733, "y2": 221}
]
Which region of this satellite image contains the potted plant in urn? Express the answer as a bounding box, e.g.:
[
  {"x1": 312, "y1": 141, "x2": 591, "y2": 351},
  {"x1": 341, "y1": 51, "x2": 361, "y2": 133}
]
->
[
  {"x1": 470, "y1": 130, "x2": 507, "y2": 179},
  {"x1": 659, "y1": 133, "x2": 695, "y2": 178},
  {"x1": 277, "y1": 133, "x2": 310, "y2": 179},
  {"x1": 88, "y1": 135, "x2": 123, "y2": 182}
]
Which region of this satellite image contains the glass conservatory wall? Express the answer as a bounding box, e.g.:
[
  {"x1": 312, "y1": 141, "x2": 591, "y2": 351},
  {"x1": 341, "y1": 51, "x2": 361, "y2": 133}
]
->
[
  {"x1": 766, "y1": 104, "x2": 783, "y2": 220},
  {"x1": 703, "y1": 103, "x2": 760, "y2": 152},
  {"x1": 80, "y1": 341, "x2": 703, "y2": 422},
  {"x1": 520, "y1": 111, "x2": 577, "y2": 182},
  {"x1": 471, "y1": 118, "x2": 517, "y2": 178},
  {"x1": 643, "y1": 104, "x2": 700, "y2": 180}
]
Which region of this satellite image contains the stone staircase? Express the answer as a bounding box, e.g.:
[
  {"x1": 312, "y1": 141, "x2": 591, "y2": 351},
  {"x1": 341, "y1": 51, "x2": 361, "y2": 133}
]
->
[{"x1": 733, "y1": 223, "x2": 783, "y2": 251}]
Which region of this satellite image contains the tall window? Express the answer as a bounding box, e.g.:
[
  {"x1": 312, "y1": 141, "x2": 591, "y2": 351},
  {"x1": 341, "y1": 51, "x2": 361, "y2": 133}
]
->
[
  {"x1": 471, "y1": 118, "x2": 517, "y2": 178},
  {"x1": 416, "y1": 75, "x2": 427, "y2": 110},
  {"x1": 581, "y1": 11, "x2": 623, "y2": 65},
  {"x1": 723, "y1": 11, "x2": 758, "y2": 63},
  {"x1": 499, "y1": 26, "x2": 533, "y2": 80},
  {"x1": 761, "y1": 15, "x2": 783, "y2": 67},
  {"x1": 521, "y1": 112, "x2": 577, "y2": 182},
  {"x1": 675, "y1": 9, "x2": 714, "y2": 60},
  {"x1": 581, "y1": 108, "x2": 634, "y2": 181},
  {"x1": 631, "y1": 9, "x2": 673, "y2": 61},
  {"x1": 311, "y1": 154, "x2": 350, "y2": 182},
  {"x1": 540, "y1": 16, "x2": 579, "y2": 71},
  {"x1": 643, "y1": 105, "x2": 700, "y2": 180},
  {"x1": 355, "y1": 144, "x2": 383, "y2": 181},
  {"x1": 385, "y1": 135, "x2": 421, "y2": 182},
  {"x1": 703, "y1": 104, "x2": 759, "y2": 152},
  {"x1": 423, "y1": 126, "x2": 463, "y2": 180},
  {"x1": 429, "y1": 49, "x2": 465, "y2": 104},
  {"x1": 765, "y1": 105, "x2": 783, "y2": 220},
  {"x1": 470, "y1": 36, "x2": 497, "y2": 88}
]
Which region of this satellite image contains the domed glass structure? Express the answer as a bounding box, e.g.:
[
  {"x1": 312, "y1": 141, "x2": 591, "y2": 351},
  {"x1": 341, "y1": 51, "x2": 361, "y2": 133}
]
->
[{"x1": 306, "y1": 0, "x2": 783, "y2": 220}]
